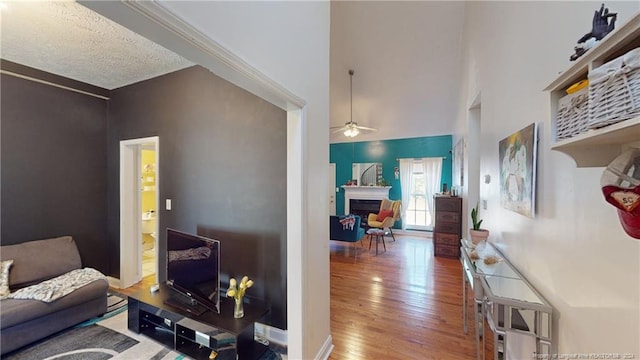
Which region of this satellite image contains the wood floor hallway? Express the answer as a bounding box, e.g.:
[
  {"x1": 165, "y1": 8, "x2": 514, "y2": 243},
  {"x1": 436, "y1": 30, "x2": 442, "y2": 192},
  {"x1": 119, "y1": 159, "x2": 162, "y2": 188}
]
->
[{"x1": 328, "y1": 234, "x2": 480, "y2": 360}]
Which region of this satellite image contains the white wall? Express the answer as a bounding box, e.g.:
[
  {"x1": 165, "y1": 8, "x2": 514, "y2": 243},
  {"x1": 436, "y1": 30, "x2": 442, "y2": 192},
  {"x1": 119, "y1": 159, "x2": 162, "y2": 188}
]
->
[
  {"x1": 457, "y1": 1, "x2": 640, "y2": 355},
  {"x1": 83, "y1": 1, "x2": 331, "y2": 359}
]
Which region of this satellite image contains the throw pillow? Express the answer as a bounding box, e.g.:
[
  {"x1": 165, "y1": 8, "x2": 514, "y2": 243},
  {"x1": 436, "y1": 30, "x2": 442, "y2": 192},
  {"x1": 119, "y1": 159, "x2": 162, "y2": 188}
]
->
[
  {"x1": 0, "y1": 259, "x2": 14, "y2": 299},
  {"x1": 376, "y1": 209, "x2": 394, "y2": 222}
]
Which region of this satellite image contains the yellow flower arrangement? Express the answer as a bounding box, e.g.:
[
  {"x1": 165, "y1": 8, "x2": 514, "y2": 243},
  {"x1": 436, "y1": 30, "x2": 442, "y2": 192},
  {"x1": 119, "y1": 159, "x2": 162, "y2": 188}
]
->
[
  {"x1": 226, "y1": 276, "x2": 254, "y2": 300},
  {"x1": 226, "y1": 276, "x2": 254, "y2": 318}
]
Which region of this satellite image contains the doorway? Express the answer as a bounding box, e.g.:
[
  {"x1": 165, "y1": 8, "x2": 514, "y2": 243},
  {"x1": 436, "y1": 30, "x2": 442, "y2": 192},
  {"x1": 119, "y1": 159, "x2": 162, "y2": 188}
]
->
[
  {"x1": 140, "y1": 146, "x2": 157, "y2": 279},
  {"x1": 119, "y1": 136, "x2": 159, "y2": 288},
  {"x1": 329, "y1": 163, "x2": 336, "y2": 215},
  {"x1": 467, "y1": 93, "x2": 482, "y2": 232}
]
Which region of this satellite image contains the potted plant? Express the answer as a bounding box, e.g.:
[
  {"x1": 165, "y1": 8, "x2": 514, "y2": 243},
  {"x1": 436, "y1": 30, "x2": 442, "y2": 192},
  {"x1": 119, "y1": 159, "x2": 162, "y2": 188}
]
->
[{"x1": 470, "y1": 203, "x2": 489, "y2": 244}]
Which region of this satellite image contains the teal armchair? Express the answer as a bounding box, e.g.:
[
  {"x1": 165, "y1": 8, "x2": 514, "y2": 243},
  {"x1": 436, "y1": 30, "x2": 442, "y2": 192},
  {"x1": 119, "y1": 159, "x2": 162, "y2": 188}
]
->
[{"x1": 330, "y1": 215, "x2": 365, "y2": 261}]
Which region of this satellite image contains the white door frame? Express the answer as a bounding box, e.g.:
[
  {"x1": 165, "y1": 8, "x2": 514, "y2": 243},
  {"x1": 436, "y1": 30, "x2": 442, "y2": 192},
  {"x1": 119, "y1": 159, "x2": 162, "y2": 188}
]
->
[
  {"x1": 119, "y1": 136, "x2": 159, "y2": 288},
  {"x1": 467, "y1": 94, "x2": 482, "y2": 233},
  {"x1": 329, "y1": 163, "x2": 336, "y2": 216}
]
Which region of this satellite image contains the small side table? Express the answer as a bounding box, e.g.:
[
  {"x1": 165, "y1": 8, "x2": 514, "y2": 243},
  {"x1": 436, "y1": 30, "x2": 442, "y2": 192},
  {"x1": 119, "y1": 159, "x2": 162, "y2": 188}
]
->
[{"x1": 367, "y1": 228, "x2": 388, "y2": 255}]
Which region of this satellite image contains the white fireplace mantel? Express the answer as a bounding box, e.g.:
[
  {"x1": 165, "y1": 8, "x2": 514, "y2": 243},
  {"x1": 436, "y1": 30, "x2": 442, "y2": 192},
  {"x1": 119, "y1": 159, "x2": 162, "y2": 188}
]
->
[{"x1": 342, "y1": 186, "x2": 391, "y2": 214}]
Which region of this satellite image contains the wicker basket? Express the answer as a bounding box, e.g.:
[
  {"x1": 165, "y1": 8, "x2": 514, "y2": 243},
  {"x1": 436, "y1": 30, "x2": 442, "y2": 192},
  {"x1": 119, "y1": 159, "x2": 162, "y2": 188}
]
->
[
  {"x1": 556, "y1": 87, "x2": 589, "y2": 140},
  {"x1": 588, "y1": 47, "x2": 640, "y2": 129}
]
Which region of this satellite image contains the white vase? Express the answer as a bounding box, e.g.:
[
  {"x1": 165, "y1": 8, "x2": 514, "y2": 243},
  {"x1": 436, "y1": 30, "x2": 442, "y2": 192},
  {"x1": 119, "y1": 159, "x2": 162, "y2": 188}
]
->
[{"x1": 469, "y1": 229, "x2": 489, "y2": 244}]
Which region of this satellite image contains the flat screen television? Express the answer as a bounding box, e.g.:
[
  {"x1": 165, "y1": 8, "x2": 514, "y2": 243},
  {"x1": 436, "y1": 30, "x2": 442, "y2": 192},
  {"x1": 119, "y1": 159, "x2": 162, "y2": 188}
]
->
[{"x1": 166, "y1": 228, "x2": 220, "y2": 315}]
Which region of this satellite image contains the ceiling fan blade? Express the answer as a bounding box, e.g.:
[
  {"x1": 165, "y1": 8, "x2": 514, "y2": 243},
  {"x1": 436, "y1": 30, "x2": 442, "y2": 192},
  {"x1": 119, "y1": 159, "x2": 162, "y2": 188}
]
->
[
  {"x1": 331, "y1": 126, "x2": 348, "y2": 133},
  {"x1": 356, "y1": 126, "x2": 377, "y2": 131}
]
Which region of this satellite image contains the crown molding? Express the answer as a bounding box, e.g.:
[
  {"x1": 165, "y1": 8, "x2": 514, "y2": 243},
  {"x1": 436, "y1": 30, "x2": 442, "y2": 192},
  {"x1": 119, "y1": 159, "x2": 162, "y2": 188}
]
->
[{"x1": 1, "y1": 59, "x2": 110, "y2": 100}]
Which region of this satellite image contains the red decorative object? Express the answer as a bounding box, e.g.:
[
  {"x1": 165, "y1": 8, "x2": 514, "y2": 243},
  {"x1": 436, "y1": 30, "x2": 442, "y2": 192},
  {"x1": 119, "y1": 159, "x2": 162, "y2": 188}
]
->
[
  {"x1": 601, "y1": 148, "x2": 640, "y2": 240},
  {"x1": 376, "y1": 209, "x2": 394, "y2": 222},
  {"x1": 602, "y1": 185, "x2": 640, "y2": 239}
]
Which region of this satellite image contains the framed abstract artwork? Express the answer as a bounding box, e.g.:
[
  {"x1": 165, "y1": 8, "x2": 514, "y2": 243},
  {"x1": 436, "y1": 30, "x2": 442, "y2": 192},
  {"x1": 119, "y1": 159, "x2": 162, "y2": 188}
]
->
[{"x1": 499, "y1": 123, "x2": 538, "y2": 218}]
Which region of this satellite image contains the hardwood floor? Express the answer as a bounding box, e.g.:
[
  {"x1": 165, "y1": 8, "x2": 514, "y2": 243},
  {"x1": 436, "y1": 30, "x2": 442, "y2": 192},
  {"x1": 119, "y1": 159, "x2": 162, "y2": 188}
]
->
[
  {"x1": 113, "y1": 234, "x2": 484, "y2": 359},
  {"x1": 329, "y1": 234, "x2": 481, "y2": 360},
  {"x1": 110, "y1": 274, "x2": 156, "y2": 297}
]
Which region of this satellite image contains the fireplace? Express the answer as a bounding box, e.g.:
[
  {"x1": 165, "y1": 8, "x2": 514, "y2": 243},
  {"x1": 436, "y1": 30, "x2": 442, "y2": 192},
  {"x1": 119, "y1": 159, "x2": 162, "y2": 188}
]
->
[
  {"x1": 342, "y1": 185, "x2": 391, "y2": 215},
  {"x1": 349, "y1": 199, "x2": 382, "y2": 226}
]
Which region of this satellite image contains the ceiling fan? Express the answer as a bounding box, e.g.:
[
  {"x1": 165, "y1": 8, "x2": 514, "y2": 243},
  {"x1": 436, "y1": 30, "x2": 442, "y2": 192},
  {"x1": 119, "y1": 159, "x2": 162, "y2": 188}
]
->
[{"x1": 331, "y1": 69, "x2": 376, "y2": 138}]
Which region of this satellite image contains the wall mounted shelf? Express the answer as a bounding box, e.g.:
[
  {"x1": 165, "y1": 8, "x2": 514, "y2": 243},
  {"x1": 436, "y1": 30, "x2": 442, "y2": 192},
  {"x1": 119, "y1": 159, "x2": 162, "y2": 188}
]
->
[
  {"x1": 550, "y1": 115, "x2": 640, "y2": 167},
  {"x1": 545, "y1": 11, "x2": 640, "y2": 168}
]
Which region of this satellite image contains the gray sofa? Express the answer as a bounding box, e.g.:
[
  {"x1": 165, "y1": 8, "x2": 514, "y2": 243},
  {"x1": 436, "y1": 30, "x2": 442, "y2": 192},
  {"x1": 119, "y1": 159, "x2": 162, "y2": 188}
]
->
[{"x1": 0, "y1": 236, "x2": 109, "y2": 355}]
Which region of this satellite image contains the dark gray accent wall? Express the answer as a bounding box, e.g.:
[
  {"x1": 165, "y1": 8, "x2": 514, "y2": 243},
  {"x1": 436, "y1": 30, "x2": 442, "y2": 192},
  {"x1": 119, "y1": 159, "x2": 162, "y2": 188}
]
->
[
  {"x1": 0, "y1": 74, "x2": 109, "y2": 273},
  {"x1": 107, "y1": 66, "x2": 287, "y2": 329}
]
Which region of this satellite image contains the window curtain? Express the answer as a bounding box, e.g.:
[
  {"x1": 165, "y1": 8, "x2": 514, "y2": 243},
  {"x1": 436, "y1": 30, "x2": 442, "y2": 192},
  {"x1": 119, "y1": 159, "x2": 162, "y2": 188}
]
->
[
  {"x1": 398, "y1": 159, "x2": 413, "y2": 230},
  {"x1": 422, "y1": 157, "x2": 443, "y2": 228}
]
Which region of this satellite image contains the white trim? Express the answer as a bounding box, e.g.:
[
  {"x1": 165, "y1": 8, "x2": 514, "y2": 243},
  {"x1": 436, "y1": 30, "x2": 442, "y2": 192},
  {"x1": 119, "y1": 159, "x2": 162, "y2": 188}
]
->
[
  {"x1": 107, "y1": 276, "x2": 122, "y2": 289},
  {"x1": 119, "y1": 136, "x2": 159, "y2": 288},
  {"x1": 287, "y1": 108, "x2": 305, "y2": 359},
  {"x1": 329, "y1": 163, "x2": 336, "y2": 216},
  {"x1": 393, "y1": 229, "x2": 433, "y2": 238},
  {"x1": 342, "y1": 186, "x2": 391, "y2": 214},
  {"x1": 0, "y1": 70, "x2": 110, "y2": 100},
  {"x1": 79, "y1": 0, "x2": 304, "y2": 111},
  {"x1": 119, "y1": 141, "x2": 139, "y2": 288},
  {"x1": 314, "y1": 335, "x2": 334, "y2": 360}
]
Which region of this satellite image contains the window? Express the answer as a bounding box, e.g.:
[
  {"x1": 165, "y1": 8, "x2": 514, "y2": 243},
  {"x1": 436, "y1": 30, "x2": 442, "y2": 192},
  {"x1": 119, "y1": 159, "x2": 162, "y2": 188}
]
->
[
  {"x1": 399, "y1": 157, "x2": 442, "y2": 231},
  {"x1": 405, "y1": 161, "x2": 431, "y2": 230}
]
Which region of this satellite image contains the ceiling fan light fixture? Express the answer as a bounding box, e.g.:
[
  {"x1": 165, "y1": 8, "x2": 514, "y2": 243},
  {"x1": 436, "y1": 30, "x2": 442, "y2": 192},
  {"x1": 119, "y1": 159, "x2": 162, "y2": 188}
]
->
[
  {"x1": 330, "y1": 69, "x2": 377, "y2": 138},
  {"x1": 344, "y1": 127, "x2": 359, "y2": 137}
]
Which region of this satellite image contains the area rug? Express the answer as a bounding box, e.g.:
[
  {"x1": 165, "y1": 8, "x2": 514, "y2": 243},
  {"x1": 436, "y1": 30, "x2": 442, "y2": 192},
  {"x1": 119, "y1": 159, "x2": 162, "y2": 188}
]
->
[{"x1": 4, "y1": 293, "x2": 182, "y2": 360}]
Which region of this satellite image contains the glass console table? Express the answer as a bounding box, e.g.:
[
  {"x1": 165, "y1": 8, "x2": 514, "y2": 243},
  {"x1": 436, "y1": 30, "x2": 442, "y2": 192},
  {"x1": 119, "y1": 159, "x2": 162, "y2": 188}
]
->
[{"x1": 461, "y1": 240, "x2": 553, "y2": 360}]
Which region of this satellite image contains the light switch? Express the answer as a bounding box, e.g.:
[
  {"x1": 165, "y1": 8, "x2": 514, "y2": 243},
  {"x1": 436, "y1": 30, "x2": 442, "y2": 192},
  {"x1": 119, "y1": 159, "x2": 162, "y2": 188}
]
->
[
  {"x1": 482, "y1": 199, "x2": 488, "y2": 210},
  {"x1": 166, "y1": 199, "x2": 172, "y2": 210},
  {"x1": 335, "y1": 187, "x2": 339, "y2": 192}
]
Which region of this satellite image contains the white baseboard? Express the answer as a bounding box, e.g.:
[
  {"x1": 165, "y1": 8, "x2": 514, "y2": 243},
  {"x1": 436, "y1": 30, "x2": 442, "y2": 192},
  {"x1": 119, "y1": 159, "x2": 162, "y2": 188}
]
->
[
  {"x1": 315, "y1": 335, "x2": 334, "y2": 360},
  {"x1": 393, "y1": 229, "x2": 433, "y2": 238},
  {"x1": 107, "y1": 276, "x2": 122, "y2": 289}
]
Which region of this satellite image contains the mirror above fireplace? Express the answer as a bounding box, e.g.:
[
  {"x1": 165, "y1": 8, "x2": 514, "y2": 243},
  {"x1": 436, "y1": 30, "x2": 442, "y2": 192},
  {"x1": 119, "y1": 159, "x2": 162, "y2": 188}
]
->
[{"x1": 352, "y1": 163, "x2": 382, "y2": 186}]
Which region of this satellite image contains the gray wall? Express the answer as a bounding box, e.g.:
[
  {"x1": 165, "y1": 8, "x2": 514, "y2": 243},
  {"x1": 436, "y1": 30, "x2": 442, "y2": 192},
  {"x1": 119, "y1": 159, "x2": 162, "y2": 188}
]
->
[
  {"x1": 0, "y1": 64, "x2": 287, "y2": 329},
  {"x1": 0, "y1": 73, "x2": 109, "y2": 273},
  {"x1": 107, "y1": 66, "x2": 287, "y2": 329}
]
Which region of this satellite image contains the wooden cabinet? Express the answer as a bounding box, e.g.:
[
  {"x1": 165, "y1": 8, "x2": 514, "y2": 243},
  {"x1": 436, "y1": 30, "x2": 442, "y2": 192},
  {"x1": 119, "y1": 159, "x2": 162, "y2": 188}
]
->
[{"x1": 434, "y1": 196, "x2": 462, "y2": 257}]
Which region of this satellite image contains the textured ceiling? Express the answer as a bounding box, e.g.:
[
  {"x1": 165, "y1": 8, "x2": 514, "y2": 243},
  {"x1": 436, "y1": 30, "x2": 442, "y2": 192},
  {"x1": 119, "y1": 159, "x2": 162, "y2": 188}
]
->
[{"x1": 0, "y1": 0, "x2": 194, "y2": 90}]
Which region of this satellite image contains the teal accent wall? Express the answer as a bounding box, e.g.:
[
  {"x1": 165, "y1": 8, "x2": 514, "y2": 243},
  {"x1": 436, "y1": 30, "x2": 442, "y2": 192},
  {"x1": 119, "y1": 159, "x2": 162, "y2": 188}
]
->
[{"x1": 330, "y1": 135, "x2": 452, "y2": 220}]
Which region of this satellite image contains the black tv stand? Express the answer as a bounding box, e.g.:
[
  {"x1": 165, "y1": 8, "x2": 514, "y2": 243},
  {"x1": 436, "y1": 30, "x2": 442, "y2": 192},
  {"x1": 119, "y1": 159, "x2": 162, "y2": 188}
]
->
[
  {"x1": 163, "y1": 291, "x2": 208, "y2": 316},
  {"x1": 128, "y1": 283, "x2": 269, "y2": 360}
]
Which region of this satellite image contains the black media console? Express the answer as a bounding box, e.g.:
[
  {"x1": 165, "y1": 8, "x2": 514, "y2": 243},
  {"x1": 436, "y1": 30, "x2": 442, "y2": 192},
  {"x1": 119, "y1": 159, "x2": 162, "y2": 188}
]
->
[{"x1": 127, "y1": 283, "x2": 269, "y2": 360}]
